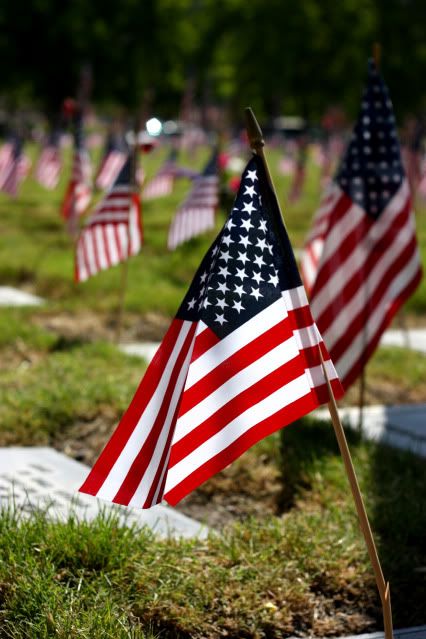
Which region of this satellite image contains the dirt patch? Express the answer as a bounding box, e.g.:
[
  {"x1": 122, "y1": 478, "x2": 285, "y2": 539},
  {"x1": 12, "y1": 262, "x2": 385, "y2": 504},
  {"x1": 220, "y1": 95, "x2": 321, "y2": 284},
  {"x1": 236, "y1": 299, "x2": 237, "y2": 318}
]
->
[{"x1": 32, "y1": 310, "x2": 170, "y2": 343}]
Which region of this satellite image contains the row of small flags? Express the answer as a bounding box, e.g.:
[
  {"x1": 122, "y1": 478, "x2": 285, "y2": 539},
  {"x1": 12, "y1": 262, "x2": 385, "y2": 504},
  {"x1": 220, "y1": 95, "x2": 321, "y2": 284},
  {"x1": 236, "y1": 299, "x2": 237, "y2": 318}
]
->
[{"x1": 79, "y1": 59, "x2": 422, "y2": 509}]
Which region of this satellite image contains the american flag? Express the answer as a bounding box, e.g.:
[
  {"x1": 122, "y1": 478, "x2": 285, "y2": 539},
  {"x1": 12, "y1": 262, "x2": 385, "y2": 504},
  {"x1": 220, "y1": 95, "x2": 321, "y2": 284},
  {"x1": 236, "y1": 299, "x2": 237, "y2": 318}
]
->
[
  {"x1": 0, "y1": 142, "x2": 14, "y2": 185},
  {"x1": 143, "y1": 148, "x2": 178, "y2": 200},
  {"x1": 75, "y1": 153, "x2": 142, "y2": 282},
  {"x1": 167, "y1": 150, "x2": 219, "y2": 250},
  {"x1": 0, "y1": 136, "x2": 31, "y2": 197},
  {"x1": 79, "y1": 153, "x2": 343, "y2": 508},
  {"x1": 61, "y1": 114, "x2": 92, "y2": 221},
  {"x1": 301, "y1": 60, "x2": 422, "y2": 390},
  {"x1": 35, "y1": 130, "x2": 62, "y2": 190},
  {"x1": 95, "y1": 132, "x2": 127, "y2": 191}
]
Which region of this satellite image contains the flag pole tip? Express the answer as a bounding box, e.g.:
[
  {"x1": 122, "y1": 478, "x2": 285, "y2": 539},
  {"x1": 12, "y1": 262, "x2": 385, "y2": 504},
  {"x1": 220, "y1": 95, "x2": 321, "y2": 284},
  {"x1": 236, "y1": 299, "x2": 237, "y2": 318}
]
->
[{"x1": 244, "y1": 107, "x2": 264, "y2": 151}]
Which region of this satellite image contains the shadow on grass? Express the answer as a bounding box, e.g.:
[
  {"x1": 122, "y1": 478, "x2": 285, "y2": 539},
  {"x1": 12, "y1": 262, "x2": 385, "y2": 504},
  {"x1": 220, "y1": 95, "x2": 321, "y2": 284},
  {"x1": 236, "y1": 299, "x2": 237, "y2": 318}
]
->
[
  {"x1": 277, "y1": 416, "x2": 361, "y2": 511},
  {"x1": 368, "y1": 435, "x2": 426, "y2": 627},
  {"x1": 279, "y1": 414, "x2": 426, "y2": 627}
]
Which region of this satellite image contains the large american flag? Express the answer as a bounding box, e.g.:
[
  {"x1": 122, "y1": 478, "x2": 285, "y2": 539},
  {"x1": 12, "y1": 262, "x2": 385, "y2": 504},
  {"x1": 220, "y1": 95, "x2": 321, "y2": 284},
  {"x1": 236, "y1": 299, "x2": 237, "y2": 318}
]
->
[
  {"x1": 301, "y1": 60, "x2": 422, "y2": 390},
  {"x1": 75, "y1": 153, "x2": 142, "y2": 282},
  {"x1": 79, "y1": 154, "x2": 343, "y2": 508},
  {"x1": 143, "y1": 148, "x2": 178, "y2": 200},
  {"x1": 35, "y1": 130, "x2": 62, "y2": 190},
  {"x1": 167, "y1": 150, "x2": 219, "y2": 250},
  {"x1": 61, "y1": 114, "x2": 92, "y2": 221},
  {"x1": 95, "y1": 132, "x2": 127, "y2": 191},
  {"x1": 0, "y1": 136, "x2": 31, "y2": 197}
]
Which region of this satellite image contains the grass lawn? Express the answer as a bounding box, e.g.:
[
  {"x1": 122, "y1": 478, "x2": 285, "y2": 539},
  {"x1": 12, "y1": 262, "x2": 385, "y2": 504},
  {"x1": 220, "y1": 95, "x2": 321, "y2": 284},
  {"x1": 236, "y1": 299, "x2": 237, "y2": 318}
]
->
[{"x1": 0, "y1": 140, "x2": 425, "y2": 637}]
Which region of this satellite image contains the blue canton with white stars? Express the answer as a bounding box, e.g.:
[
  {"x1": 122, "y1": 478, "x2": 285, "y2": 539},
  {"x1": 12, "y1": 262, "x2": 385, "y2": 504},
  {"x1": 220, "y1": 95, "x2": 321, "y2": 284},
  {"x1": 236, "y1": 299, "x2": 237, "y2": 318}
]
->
[
  {"x1": 176, "y1": 154, "x2": 301, "y2": 338},
  {"x1": 336, "y1": 59, "x2": 405, "y2": 220}
]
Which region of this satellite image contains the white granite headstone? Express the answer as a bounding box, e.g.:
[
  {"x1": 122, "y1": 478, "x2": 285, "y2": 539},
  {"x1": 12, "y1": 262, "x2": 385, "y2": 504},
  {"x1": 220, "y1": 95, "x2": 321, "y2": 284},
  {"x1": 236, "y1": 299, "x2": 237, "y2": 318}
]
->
[{"x1": 0, "y1": 447, "x2": 207, "y2": 539}]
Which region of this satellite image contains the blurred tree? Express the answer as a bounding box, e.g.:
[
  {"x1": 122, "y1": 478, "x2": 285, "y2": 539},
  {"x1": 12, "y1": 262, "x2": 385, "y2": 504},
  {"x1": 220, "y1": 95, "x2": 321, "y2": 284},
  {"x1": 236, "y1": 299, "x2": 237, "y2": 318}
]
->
[{"x1": 0, "y1": 0, "x2": 424, "y2": 121}]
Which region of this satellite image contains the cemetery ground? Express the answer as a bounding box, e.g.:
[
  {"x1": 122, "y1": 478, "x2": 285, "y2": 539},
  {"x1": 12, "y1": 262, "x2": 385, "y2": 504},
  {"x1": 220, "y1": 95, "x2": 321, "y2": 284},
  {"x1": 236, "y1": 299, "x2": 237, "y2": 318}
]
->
[{"x1": 0, "y1": 145, "x2": 425, "y2": 637}]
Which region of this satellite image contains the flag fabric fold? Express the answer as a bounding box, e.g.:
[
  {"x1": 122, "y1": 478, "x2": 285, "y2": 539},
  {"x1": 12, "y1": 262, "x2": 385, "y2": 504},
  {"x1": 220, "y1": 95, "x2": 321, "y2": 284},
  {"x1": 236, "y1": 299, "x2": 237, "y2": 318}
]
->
[
  {"x1": 301, "y1": 60, "x2": 422, "y2": 390},
  {"x1": 36, "y1": 130, "x2": 62, "y2": 190},
  {"x1": 95, "y1": 132, "x2": 127, "y2": 191},
  {"x1": 143, "y1": 148, "x2": 178, "y2": 200},
  {"x1": 80, "y1": 153, "x2": 343, "y2": 509},
  {"x1": 167, "y1": 150, "x2": 219, "y2": 250},
  {"x1": 0, "y1": 136, "x2": 31, "y2": 197},
  {"x1": 61, "y1": 113, "x2": 92, "y2": 221},
  {"x1": 75, "y1": 154, "x2": 142, "y2": 282}
]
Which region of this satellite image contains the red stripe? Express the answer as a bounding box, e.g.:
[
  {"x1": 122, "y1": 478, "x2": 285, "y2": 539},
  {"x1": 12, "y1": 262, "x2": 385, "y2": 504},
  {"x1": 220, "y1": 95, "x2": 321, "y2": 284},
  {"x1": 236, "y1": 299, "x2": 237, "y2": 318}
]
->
[
  {"x1": 190, "y1": 326, "x2": 220, "y2": 362},
  {"x1": 179, "y1": 317, "x2": 294, "y2": 418},
  {"x1": 79, "y1": 319, "x2": 191, "y2": 496},
  {"x1": 315, "y1": 197, "x2": 412, "y2": 330},
  {"x1": 287, "y1": 305, "x2": 315, "y2": 330},
  {"x1": 312, "y1": 214, "x2": 372, "y2": 296},
  {"x1": 165, "y1": 391, "x2": 319, "y2": 505},
  {"x1": 170, "y1": 352, "x2": 306, "y2": 466},
  {"x1": 112, "y1": 323, "x2": 196, "y2": 505},
  {"x1": 341, "y1": 265, "x2": 422, "y2": 389},
  {"x1": 80, "y1": 231, "x2": 92, "y2": 279},
  {"x1": 327, "y1": 234, "x2": 419, "y2": 366}
]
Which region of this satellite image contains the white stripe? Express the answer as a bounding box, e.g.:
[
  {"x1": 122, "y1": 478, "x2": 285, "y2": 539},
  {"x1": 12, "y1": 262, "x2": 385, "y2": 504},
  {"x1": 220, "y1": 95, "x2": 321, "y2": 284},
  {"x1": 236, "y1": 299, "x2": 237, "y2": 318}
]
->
[
  {"x1": 96, "y1": 320, "x2": 194, "y2": 500},
  {"x1": 281, "y1": 285, "x2": 308, "y2": 311},
  {"x1": 312, "y1": 184, "x2": 410, "y2": 318},
  {"x1": 129, "y1": 202, "x2": 141, "y2": 254},
  {"x1": 305, "y1": 360, "x2": 338, "y2": 389},
  {"x1": 335, "y1": 249, "x2": 421, "y2": 380},
  {"x1": 76, "y1": 240, "x2": 88, "y2": 282},
  {"x1": 94, "y1": 225, "x2": 108, "y2": 270},
  {"x1": 84, "y1": 231, "x2": 97, "y2": 276},
  {"x1": 117, "y1": 223, "x2": 129, "y2": 260},
  {"x1": 106, "y1": 225, "x2": 119, "y2": 264},
  {"x1": 173, "y1": 334, "x2": 300, "y2": 443},
  {"x1": 165, "y1": 373, "x2": 311, "y2": 493},
  {"x1": 128, "y1": 335, "x2": 196, "y2": 507},
  {"x1": 322, "y1": 212, "x2": 416, "y2": 349},
  {"x1": 185, "y1": 296, "x2": 288, "y2": 390}
]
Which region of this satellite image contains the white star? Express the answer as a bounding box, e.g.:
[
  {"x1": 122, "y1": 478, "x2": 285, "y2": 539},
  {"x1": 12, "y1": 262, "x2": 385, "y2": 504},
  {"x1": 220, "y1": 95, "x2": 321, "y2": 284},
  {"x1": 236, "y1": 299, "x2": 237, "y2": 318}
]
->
[
  {"x1": 219, "y1": 265, "x2": 230, "y2": 278},
  {"x1": 247, "y1": 169, "x2": 258, "y2": 182},
  {"x1": 252, "y1": 270, "x2": 264, "y2": 285},
  {"x1": 232, "y1": 300, "x2": 245, "y2": 314},
  {"x1": 200, "y1": 271, "x2": 208, "y2": 283},
  {"x1": 240, "y1": 217, "x2": 254, "y2": 232},
  {"x1": 217, "y1": 281, "x2": 229, "y2": 294},
  {"x1": 215, "y1": 313, "x2": 227, "y2": 325},
  {"x1": 244, "y1": 184, "x2": 255, "y2": 197},
  {"x1": 265, "y1": 242, "x2": 273, "y2": 255},
  {"x1": 187, "y1": 297, "x2": 196, "y2": 309},
  {"x1": 237, "y1": 251, "x2": 249, "y2": 265},
  {"x1": 226, "y1": 218, "x2": 236, "y2": 231},
  {"x1": 215, "y1": 297, "x2": 227, "y2": 310},
  {"x1": 239, "y1": 234, "x2": 251, "y2": 248},
  {"x1": 212, "y1": 246, "x2": 219, "y2": 256},
  {"x1": 258, "y1": 219, "x2": 267, "y2": 233},
  {"x1": 256, "y1": 237, "x2": 267, "y2": 251},
  {"x1": 242, "y1": 200, "x2": 256, "y2": 214},
  {"x1": 253, "y1": 254, "x2": 265, "y2": 268},
  {"x1": 234, "y1": 283, "x2": 245, "y2": 297},
  {"x1": 203, "y1": 297, "x2": 212, "y2": 308},
  {"x1": 268, "y1": 273, "x2": 279, "y2": 287},
  {"x1": 222, "y1": 234, "x2": 232, "y2": 247},
  {"x1": 219, "y1": 250, "x2": 231, "y2": 263},
  {"x1": 235, "y1": 267, "x2": 248, "y2": 281},
  {"x1": 250, "y1": 287, "x2": 263, "y2": 301}
]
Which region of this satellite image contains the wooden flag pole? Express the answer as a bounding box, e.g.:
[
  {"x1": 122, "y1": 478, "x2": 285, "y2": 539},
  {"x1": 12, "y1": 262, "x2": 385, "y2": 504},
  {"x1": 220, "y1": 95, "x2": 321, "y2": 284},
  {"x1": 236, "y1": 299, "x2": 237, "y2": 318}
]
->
[
  {"x1": 115, "y1": 132, "x2": 138, "y2": 343},
  {"x1": 244, "y1": 106, "x2": 394, "y2": 639}
]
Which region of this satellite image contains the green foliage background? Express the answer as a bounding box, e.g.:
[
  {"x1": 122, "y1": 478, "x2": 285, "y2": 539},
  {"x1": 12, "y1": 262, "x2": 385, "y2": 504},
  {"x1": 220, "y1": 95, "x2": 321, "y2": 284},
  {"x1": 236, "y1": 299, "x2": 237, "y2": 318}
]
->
[{"x1": 1, "y1": 0, "x2": 426, "y2": 118}]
